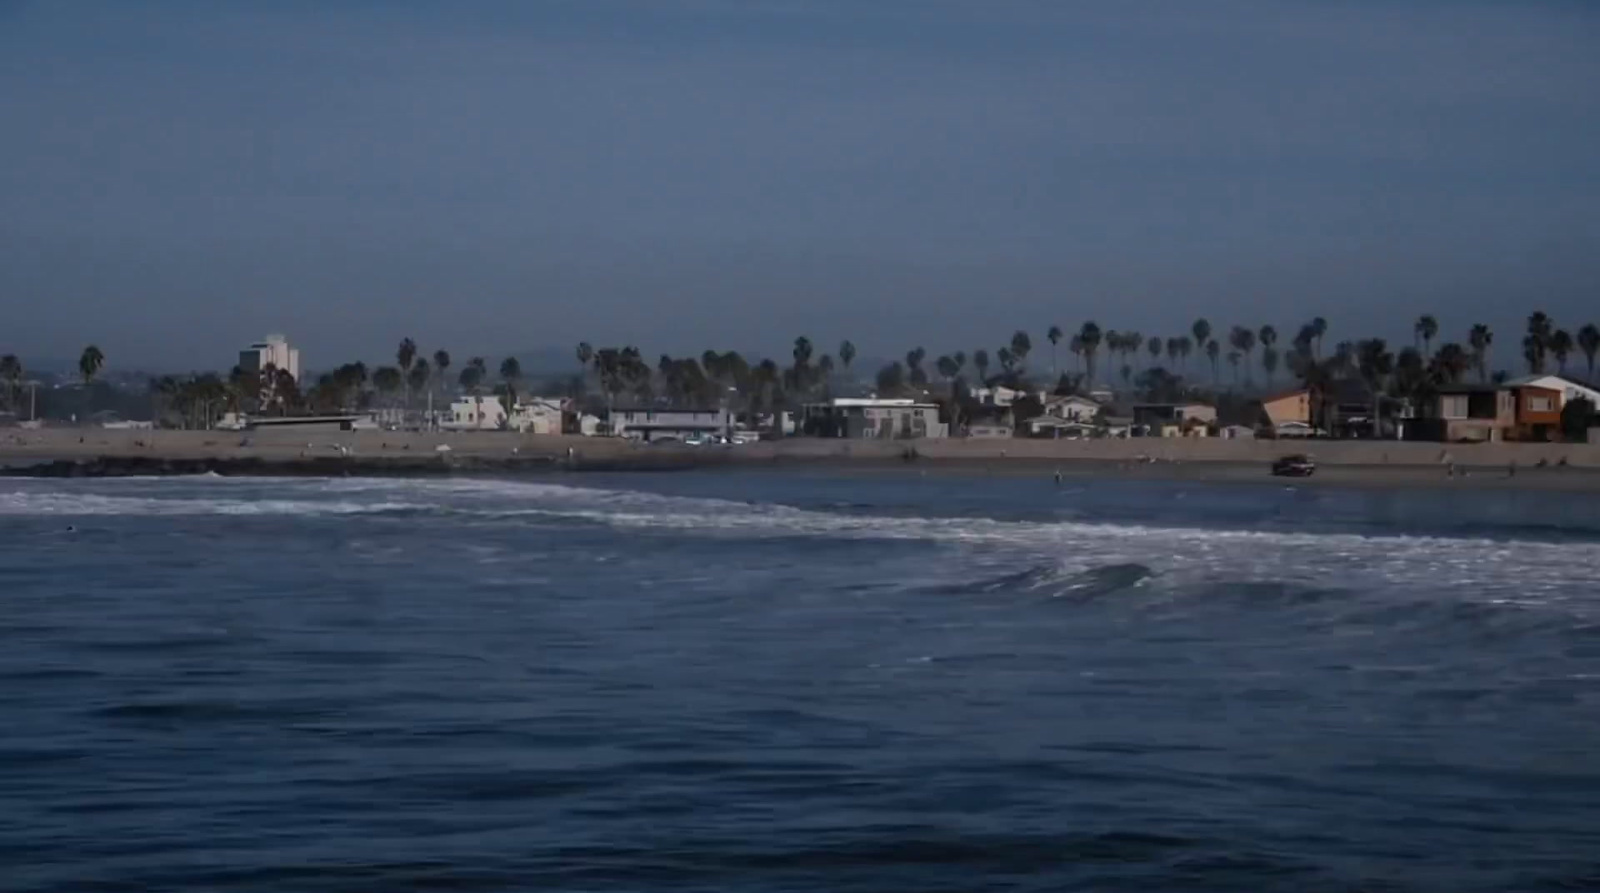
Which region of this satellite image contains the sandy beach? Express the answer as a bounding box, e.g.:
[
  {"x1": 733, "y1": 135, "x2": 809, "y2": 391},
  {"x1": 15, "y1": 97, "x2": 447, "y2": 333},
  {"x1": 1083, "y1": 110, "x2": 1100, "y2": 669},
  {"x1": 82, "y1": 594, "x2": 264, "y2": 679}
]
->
[{"x1": 4, "y1": 427, "x2": 1600, "y2": 490}]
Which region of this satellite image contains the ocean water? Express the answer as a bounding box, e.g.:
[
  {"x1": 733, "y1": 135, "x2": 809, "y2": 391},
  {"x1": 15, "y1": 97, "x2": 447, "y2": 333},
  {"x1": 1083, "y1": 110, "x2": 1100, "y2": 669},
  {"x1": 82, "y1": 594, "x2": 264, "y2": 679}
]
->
[{"x1": 3, "y1": 470, "x2": 1599, "y2": 892}]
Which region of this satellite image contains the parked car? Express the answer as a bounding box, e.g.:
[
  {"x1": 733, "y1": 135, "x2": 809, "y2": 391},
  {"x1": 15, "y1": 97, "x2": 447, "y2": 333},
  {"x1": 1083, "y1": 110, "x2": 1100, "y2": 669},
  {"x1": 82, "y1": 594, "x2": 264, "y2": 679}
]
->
[{"x1": 1271, "y1": 454, "x2": 1316, "y2": 477}]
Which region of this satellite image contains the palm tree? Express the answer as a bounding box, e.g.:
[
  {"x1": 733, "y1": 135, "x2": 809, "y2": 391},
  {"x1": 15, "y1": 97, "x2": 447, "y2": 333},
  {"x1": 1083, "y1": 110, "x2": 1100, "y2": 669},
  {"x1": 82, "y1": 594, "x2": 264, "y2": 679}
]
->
[
  {"x1": 1310, "y1": 317, "x2": 1328, "y2": 358},
  {"x1": 1262, "y1": 347, "x2": 1280, "y2": 386},
  {"x1": 433, "y1": 349, "x2": 452, "y2": 408},
  {"x1": 1191, "y1": 319, "x2": 1211, "y2": 355},
  {"x1": 1079, "y1": 321, "x2": 1103, "y2": 385},
  {"x1": 1147, "y1": 335, "x2": 1161, "y2": 366},
  {"x1": 1356, "y1": 339, "x2": 1394, "y2": 437},
  {"x1": 906, "y1": 347, "x2": 928, "y2": 387},
  {"x1": 1204, "y1": 339, "x2": 1220, "y2": 385},
  {"x1": 499, "y1": 357, "x2": 523, "y2": 410},
  {"x1": 936, "y1": 355, "x2": 959, "y2": 381},
  {"x1": 78, "y1": 344, "x2": 105, "y2": 417},
  {"x1": 1164, "y1": 337, "x2": 1181, "y2": 371},
  {"x1": 406, "y1": 358, "x2": 430, "y2": 409},
  {"x1": 1550, "y1": 329, "x2": 1574, "y2": 374},
  {"x1": 397, "y1": 337, "x2": 417, "y2": 410},
  {"x1": 1468, "y1": 324, "x2": 1493, "y2": 382},
  {"x1": 1047, "y1": 325, "x2": 1063, "y2": 373},
  {"x1": 1010, "y1": 330, "x2": 1032, "y2": 369},
  {"x1": 838, "y1": 340, "x2": 856, "y2": 375},
  {"x1": 1525, "y1": 311, "x2": 1553, "y2": 373},
  {"x1": 973, "y1": 349, "x2": 990, "y2": 383},
  {"x1": 372, "y1": 366, "x2": 403, "y2": 407},
  {"x1": 460, "y1": 356, "x2": 488, "y2": 395},
  {"x1": 1227, "y1": 350, "x2": 1242, "y2": 387},
  {"x1": 0, "y1": 354, "x2": 20, "y2": 413},
  {"x1": 1431, "y1": 343, "x2": 1470, "y2": 384},
  {"x1": 1258, "y1": 325, "x2": 1277, "y2": 384},
  {"x1": 1228, "y1": 325, "x2": 1257, "y2": 385},
  {"x1": 79, "y1": 344, "x2": 105, "y2": 386},
  {"x1": 1578, "y1": 324, "x2": 1600, "y2": 379},
  {"x1": 1414, "y1": 315, "x2": 1438, "y2": 355}
]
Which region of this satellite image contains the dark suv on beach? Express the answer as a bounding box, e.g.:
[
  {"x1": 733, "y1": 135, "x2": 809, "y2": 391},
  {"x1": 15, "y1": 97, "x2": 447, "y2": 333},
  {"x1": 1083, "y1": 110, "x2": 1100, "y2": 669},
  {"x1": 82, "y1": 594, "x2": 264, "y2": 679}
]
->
[{"x1": 1271, "y1": 454, "x2": 1316, "y2": 477}]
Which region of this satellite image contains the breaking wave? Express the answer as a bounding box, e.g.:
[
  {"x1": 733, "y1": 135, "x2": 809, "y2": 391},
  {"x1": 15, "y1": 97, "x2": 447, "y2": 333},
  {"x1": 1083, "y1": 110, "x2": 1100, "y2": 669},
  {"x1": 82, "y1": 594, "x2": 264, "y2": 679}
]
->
[{"x1": 6, "y1": 476, "x2": 1600, "y2": 611}]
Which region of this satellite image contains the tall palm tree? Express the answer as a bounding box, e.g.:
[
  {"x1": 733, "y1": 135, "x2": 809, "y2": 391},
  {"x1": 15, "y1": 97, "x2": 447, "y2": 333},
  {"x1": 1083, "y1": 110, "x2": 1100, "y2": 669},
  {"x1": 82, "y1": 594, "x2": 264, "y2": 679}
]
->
[
  {"x1": 1047, "y1": 325, "x2": 1063, "y2": 374},
  {"x1": 1258, "y1": 325, "x2": 1277, "y2": 383},
  {"x1": 1204, "y1": 339, "x2": 1220, "y2": 385},
  {"x1": 79, "y1": 344, "x2": 105, "y2": 386},
  {"x1": 396, "y1": 337, "x2": 417, "y2": 409},
  {"x1": 78, "y1": 344, "x2": 105, "y2": 418},
  {"x1": 460, "y1": 356, "x2": 487, "y2": 395},
  {"x1": 1010, "y1": 330, "x2": 1032, "y2": 369},
  {"x1": 1227, "y1": 350, "x2": 1241, "y2": 388},
  {"x1": 434, "y1": 348, "x2": 452, "y2": 392},
  {"x1": 406, "y1": 358, "x2": 430, "y2": 408},
  {"x1": 1228, "y1": 325, "x2": 1257, "y2": 385},
  {"x1": 1191, "y1": 319, "x2": 1211, "y2": 355},
  {"x1": 1468, "y1": 324, "x2": 1493, "y2": 382},
  {"x1": 973, "y1": 349, "x2": 990, "y2": 383},
  {"x1": 1310, "y1": 317, "x2": 1328, "y2": 358},
  {"x1": 1525, "y1": 311, "x2": 1553, "y2": 373},
  {"x1": 1262, "y1": 347, "x2": 1280, "y2": 387},
  {"x1": 499, "y1": 357, "x2": 523, "y2": 410},
  {"x1": 1550, "y1": 329, "x2": 1574, "y2": 374},
  {"x1": 1431, "y1": 343, "x2": 1470, "y2": 384},
  {"x1": 1147, "y1": 335, "x2": 1161, "y2": 366},
  {"x1": 1578, "y1": 324, "x2": 1600, "y2": 379},
  {"x1": 0, "y1": 354, "x2": 20, "y2": 413},
  {"x1": 1164, "y1": 337, "x2": 1181, "y2": 371},
  {"x1": 1414, "y1": 315, "x2": 1438, "y2": 355},
  {"x1": 1356, "y1": 339, "x2": 1394, "y2": 437},
  {"x1": 838, "y1": 340, "x2": 856, "y2": 374},
  {"x1": 1079, "y1": 321, "x2": 1103, "y2": 385}
]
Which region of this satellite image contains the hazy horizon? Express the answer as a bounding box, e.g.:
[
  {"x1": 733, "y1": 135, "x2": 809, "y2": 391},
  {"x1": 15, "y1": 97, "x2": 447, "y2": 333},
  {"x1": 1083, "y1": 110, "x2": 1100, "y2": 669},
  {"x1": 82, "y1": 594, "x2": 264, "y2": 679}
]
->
[{"x1": 3, "y1": 1, "x2": 1597, "y2": 373}]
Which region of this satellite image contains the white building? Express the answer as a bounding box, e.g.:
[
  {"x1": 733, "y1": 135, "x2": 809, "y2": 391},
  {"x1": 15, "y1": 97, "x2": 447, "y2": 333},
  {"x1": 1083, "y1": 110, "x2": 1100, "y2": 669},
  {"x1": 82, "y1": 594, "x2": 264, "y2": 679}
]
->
[
  {"x1": 238, "y1": 334, "x2": 301, "y2": 382},
  {"x1": 510, "y1": 397, "x2": 565, "y2": 435},
  {"x1": 802, "y1": 397, "x2": 948, "y2": 439},
  {"x1": 444, "y1": 395, "x2": 507, "y2": 430},
  {"x1": 1501, "y1": 374, "x2": 1600, "y2": 408},
  {"x1": 1041, "y1": 394, "x2": 1103, "y2": 422},
  {"x1": 608, "y1": 407, "x2": 733, "y2": 442}
]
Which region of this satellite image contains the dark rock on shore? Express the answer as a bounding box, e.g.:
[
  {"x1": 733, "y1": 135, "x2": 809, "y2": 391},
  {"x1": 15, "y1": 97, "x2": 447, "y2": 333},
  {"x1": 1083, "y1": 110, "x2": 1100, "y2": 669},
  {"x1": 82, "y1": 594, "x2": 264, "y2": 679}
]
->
[{"x1": 3, "y1": 455, "x2": 560, "y2": 478}]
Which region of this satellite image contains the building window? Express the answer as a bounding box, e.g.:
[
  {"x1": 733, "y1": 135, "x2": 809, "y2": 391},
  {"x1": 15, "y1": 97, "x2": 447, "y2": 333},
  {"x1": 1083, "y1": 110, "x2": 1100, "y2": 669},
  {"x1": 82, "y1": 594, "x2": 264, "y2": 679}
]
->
[
  {"x1": 1440, "y1": 395, "x2": 1468, "y2": 420},
  {"x1": 1529, "y1": 395, "x2": 1553, "y2": 412}
]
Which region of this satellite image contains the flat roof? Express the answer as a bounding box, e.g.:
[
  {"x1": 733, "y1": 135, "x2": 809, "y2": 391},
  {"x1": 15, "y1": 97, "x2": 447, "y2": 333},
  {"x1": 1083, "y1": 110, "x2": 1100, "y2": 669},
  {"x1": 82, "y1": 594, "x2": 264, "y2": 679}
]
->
[{"x1": 823, "y1": 398, "x2": 931, "y2": 407}]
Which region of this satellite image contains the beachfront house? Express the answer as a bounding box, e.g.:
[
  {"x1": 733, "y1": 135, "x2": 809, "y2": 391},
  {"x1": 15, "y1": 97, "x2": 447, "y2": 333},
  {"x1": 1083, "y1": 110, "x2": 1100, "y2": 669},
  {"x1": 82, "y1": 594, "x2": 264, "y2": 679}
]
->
[
  {"x1": 1419, "y1": 378, "x2": 1577, "y2": 443},
  {"x1": 801, "y1": 397, "x2": 948, "y2": 439},
  {"x1": 1041, "y1": 394, "x2": 1102, "y2": 422},
  {"x1": 1257, "y1": 388, "x2": 1311, "y2": 428},
  {"x1": 1502, "y1": 374, "x2": 1600, "y2": 408},
  {"x1": 607, "y1": 407, "x2": 733, "y2": 442},
  {"x1": 444, "y1": 396, "x2": 507, "y2": 431},
  {"x1": 510, "y1": 397, "x2": 565, "y2": 435},
  {"x1": 1132, "y1": 402, "x2": 1216, "y2": 438}
]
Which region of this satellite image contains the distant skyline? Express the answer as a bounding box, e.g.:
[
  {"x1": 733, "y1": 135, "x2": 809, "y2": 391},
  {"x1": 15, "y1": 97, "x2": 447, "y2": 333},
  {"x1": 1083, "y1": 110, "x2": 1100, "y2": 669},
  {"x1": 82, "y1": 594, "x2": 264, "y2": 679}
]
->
[{"x1": 2, "y1": 1, "x2": 1598, "y2": 372}]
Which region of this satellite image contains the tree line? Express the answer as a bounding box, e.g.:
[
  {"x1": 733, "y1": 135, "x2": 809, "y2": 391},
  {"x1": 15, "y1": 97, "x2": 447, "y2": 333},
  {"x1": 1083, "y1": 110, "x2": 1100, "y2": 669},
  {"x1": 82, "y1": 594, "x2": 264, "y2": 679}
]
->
[{"x1": 5, "y1": 312, "x2": 1597, "y2": 427}]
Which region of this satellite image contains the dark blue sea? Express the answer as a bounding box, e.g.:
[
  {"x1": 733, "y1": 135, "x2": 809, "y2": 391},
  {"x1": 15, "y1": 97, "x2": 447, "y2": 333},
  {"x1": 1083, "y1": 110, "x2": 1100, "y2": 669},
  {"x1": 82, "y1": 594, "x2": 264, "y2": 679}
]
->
[{"x1": 4, "y1": 471, "x2": 1600, "y2": 892}]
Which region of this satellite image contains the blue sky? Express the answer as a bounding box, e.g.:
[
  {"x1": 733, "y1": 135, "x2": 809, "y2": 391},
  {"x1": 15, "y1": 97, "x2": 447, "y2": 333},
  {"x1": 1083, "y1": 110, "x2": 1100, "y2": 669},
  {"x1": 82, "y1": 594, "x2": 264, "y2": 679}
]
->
[{"x1": 1, "y1": 0, "x2": 1597, "y2": 372}]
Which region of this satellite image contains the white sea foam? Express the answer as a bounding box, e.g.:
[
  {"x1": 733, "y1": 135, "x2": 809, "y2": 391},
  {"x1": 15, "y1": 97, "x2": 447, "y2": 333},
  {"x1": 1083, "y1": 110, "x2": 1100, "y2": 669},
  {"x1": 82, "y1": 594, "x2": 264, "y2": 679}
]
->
[{"x1": 5, "y1": 477, "x2": 1598, "y2": 604}]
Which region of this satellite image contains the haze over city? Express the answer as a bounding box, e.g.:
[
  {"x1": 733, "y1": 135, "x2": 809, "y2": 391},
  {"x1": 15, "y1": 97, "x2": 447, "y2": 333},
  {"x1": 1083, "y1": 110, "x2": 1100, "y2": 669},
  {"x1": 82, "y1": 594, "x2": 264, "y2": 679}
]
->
[{"x1": 2, "y1": 0, "x2": 1597, "y2": 372}]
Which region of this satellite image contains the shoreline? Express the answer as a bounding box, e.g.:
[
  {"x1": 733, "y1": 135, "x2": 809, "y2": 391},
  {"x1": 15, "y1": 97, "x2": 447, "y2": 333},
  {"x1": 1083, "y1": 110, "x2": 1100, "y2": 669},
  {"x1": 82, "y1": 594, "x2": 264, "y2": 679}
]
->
[
  {"x1": 5, "y1": 427, "x2": 1600, "y2": 490},
  {"x1": 4, "y1": 446, "x2": 1597, "y2": 492}
]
